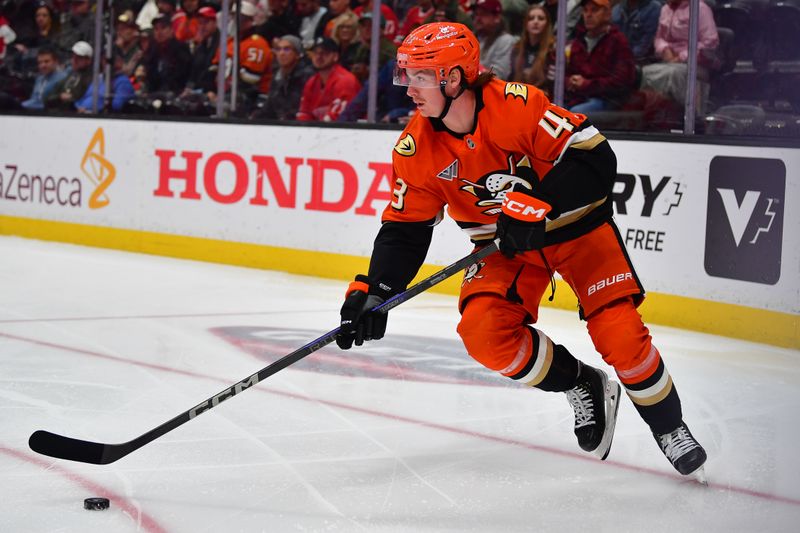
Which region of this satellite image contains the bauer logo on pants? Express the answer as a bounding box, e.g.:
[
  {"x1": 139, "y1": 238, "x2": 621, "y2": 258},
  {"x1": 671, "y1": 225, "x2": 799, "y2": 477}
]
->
[{"x1": 704, "y1": 156, "x2": 785, "y2": 285}]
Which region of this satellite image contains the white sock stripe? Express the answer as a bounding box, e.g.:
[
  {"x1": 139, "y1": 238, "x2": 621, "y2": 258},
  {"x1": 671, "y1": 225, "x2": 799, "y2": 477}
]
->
[
  {"x1": 616, "y1": 345, "x2": 659, "y2": 381},
  {"x1": 625, "y1": 370, "x2": 671, "y2": 400},
  {"x1": 519, "y1": 329, "x2": 552, "y2": 385}
]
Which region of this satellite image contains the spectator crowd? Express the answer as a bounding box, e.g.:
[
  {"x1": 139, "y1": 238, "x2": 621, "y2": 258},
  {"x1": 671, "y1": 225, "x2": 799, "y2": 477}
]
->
[{"x1": 0, "y1": 0, "x2": 793, "y2": 132}]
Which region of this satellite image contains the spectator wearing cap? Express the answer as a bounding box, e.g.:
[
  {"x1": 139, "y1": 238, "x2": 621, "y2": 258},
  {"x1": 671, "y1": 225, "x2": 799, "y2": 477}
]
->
[
  {"x1": 208, "y1": 1, "x2": 273, "y2": 104},
  {"x1": 640, "y1": 0, "x2": 718, "y2": 113},
  {"x1": 349, "y1": 11, "x2": 397, "y2": 83},
  {"x1": 74, "y1": 47, "x2": 135, "y2": 112},
  {"x1": 253, "y1": 34, "x2": 314, "y2": 120},
  {"x1": 611, "y1": 0, "x2": 662, "y2": 63},
  {"x1": 472, "y1": 0, "x2": 518, "y2": 81},
  {"x1": 353, "y1": 0, "x2": 399, "y2": 43},
  {"x1": 255, "y1": 0, "x2": 300, "y2": 45},
  {"x1": 45, "y1": 40, "x2": 93, "y2": 110},
  {"x1": 422, "y1": 0, "x2": 472, "y2": 29},
  {"x1": 565, "y1": 0, "x2": 636, "y2": 113},
  {"x1": 142, "y1": 13, "x2": 192, "y2": 93},
  {"x1": 296, "y1": 0, "x2": 327, "y2": 50},
  {"x1": 297, "y1": 36, "x2": 361, "y2": 121},
  {"x1": 184, "y1": 6, "x2": 219, "y2": 93},
  {"x1": 22, "y1": 46, "x2": 66, "y2": 109},
  {"x1": 115, "y1": 10, "x2": 143, "y2": 77},
  {"x1": 54, "y1": 0, "x2": 94, "y2": 58},
  {"x1": 173, "y1": 0, "x2": 202, "y2": 44}
]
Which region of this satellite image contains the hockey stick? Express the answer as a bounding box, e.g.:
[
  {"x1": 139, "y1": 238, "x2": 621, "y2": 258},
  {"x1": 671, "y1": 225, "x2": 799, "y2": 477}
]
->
[{"x1": 28, "y1": 241, "x2": 499, "y2": 465}]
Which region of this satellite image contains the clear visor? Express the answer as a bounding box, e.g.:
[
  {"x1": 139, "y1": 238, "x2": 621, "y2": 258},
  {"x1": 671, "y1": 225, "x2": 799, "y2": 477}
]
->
[{"x1": 393, "y1": 67, "x2": 441, "y2": 88}]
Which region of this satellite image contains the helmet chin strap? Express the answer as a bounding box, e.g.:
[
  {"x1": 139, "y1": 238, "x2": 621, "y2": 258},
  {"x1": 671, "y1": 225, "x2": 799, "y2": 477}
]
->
[{"x1": 436, "y1": 82, "x2": 466, "y2": 121}]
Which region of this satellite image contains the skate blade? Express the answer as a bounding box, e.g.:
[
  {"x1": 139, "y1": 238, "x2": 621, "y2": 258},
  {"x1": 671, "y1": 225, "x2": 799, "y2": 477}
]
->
[
  {"x1": 594, "y1": 379, "x2": 621, "y2": 461},
  {"x1": 689, "y1": 466, "x2": 708, "y2": 486}
]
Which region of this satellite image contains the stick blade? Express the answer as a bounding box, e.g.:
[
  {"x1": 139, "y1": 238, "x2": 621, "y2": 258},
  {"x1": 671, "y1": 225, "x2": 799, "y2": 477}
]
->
[{"x1": 29, "y1": 430, "x2": 112, "y2": 465}]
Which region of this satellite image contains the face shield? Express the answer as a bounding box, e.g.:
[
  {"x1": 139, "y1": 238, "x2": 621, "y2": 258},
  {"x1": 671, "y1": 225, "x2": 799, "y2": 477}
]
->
[{"x1": 393, "y1": 66, "x2": 442, "y2": 88}]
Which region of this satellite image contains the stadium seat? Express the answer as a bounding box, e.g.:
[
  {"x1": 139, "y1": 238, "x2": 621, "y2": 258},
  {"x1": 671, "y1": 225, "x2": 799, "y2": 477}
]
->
[{"x1": 764, "y1": 0, "x2": 800, "y2": 62}]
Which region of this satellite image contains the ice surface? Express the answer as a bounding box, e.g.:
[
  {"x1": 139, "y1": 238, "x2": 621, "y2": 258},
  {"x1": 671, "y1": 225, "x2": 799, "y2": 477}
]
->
[{"x1": 0, "y1": 236, "x2": 798, "y2": 532}]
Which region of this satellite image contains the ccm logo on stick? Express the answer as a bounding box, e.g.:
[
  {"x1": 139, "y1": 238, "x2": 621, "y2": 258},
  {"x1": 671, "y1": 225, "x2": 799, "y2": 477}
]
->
[{"x1": 501, "y1": 191, "x2": 551, "y2": 221}]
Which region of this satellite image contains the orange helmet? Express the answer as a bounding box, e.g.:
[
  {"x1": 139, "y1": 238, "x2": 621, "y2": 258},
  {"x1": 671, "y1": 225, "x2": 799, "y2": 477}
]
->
[{"x1": 395, "y1": 23, "x2": 481, "y2": 86}]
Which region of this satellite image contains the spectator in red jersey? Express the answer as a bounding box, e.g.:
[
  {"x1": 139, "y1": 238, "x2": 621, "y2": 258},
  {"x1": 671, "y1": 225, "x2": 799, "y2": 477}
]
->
[
  {"x1": 353, "y1": 0, "x2": 399, "y2": 43},
  {"x1": 398, "y1": 0, "x2": 433, "y2": 42},
  {"x1": 564, "y1": 0, "x2": 636, "y2": 113},
  {"x1": 423, "y1": 0, "x2": 472, "y2": 30},
  {"x1": 297, "y1": 35, "x2": 361, "y2": 121},
  {"x1": 173, "y1": 0, "x2": 202, "y2": 44}
]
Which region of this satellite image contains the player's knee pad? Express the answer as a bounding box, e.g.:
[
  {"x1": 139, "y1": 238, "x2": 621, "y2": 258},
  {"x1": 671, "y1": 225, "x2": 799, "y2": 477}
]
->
[
  {"x1": 458, "y1": 295, "x2": 579, "y2": 391},
  {"x1": 457, "y1": 294, "x2": 528, "y2": 372},
  {"x1": 586, "y1": 298, "x2": 654, "y2": 376}
]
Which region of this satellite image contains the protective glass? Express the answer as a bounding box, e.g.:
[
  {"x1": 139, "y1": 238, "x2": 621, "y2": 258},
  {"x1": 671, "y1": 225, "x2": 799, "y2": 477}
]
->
[{"x1": 393, "y1": 67, "x2": 441, "y2": 88}]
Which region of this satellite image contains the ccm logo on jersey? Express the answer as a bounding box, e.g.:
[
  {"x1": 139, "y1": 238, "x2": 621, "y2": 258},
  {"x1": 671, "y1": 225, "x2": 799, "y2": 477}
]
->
[
  {"x1": 587, "y1": 272, "x2": 633, "y2": 296},
  {"x1": 501, "y1": 191, "x2": 551, "y2": 222}
]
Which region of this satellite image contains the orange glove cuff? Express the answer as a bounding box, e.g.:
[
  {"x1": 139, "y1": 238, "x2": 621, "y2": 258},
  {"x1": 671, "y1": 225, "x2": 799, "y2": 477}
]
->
[{"x1": 345, "y1": 280, "x2": 370, "y2": 298}]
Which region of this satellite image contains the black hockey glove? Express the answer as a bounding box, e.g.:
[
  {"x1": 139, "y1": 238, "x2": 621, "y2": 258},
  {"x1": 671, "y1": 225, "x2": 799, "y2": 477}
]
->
[
  {"x1": 495, "y1": 186, "x2": 555, "y2": 259},
  {"x1": 336, "y1": 275, "x2": 391, "y2": 350}
]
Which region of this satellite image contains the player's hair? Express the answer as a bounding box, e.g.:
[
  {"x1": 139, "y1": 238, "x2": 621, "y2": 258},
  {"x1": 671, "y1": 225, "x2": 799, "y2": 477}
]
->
[{"x1": 469, "y1": 71, "x2": 496, "y2": 89}]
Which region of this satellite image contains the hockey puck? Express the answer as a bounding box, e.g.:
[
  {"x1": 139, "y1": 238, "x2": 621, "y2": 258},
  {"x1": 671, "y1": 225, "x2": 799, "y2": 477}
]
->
[{"x1": 83, "y1": 497, "x2": 110, "y2": 511}]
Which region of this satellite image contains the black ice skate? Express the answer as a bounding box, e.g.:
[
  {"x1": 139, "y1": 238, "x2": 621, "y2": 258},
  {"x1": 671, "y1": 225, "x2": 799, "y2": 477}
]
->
[
  {"x1": 654, "y1": 421, "x2": 707, "y2": 479},
  {"x1": 565, "y1": 364, "x2": 621, "y2": 460}
]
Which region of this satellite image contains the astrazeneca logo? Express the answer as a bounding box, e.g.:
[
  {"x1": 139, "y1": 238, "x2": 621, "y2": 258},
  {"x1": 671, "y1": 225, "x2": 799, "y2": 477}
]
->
[
  {"x1": 81, "y1": 128, "x2": 115, "y2": 209},
  {"x1": 704, "y1": 156, "x2": 785, "y2": 285}
]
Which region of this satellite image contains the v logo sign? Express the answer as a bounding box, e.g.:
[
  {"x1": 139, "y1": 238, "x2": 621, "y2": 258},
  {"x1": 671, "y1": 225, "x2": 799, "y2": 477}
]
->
[{"x1": 716, "y1": 188, "x2": 760, "y2": 246}]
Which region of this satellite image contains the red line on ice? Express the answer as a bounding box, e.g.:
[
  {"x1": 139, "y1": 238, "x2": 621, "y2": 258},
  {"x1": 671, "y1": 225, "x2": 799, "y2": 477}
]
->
[
  {"x1": 0, "y1": 446, "x2": 170, "y2": 533},
  {"x1": 5, "y1": 330, "x2": 800, "y2": 508}
]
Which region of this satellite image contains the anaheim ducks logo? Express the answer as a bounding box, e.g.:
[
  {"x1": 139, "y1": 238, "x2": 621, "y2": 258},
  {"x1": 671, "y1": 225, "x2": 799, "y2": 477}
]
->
[
  {"x1": 80, "y1": 127, "x2": 116, "y2": 209},
  {"x1": 504, "y1": 82, "x2": 528, "y2": 103},
  {"x1": 462, "y1": 260, "x2": 486, "y2": 286},
  {"x1": 459, "y1": 155, "x2": 539, "y2": 216},
  {"x1": 394, "y1": 133, "x2": 416, "y2": 156}
]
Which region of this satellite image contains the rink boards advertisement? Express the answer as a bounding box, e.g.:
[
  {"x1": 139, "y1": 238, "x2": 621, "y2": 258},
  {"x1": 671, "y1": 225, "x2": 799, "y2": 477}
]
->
[{"x1": 0, "y1": 116, "x2": 797, "y2": 347}]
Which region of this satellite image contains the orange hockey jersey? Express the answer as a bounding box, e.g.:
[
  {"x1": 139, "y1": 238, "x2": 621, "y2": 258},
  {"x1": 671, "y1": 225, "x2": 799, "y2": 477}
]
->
[
  {"x1": 213, "y1": 34, "x2": 273, "y2": 94},
  {"x1": 386, "y1": 78, "x2": 611, "y2": 245}
]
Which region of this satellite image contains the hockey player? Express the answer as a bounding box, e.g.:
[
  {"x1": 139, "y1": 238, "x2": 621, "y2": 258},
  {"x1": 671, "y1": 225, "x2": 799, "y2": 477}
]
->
[{"x1": 336, "y1": 22, "x2": 707, "y2": 478}]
